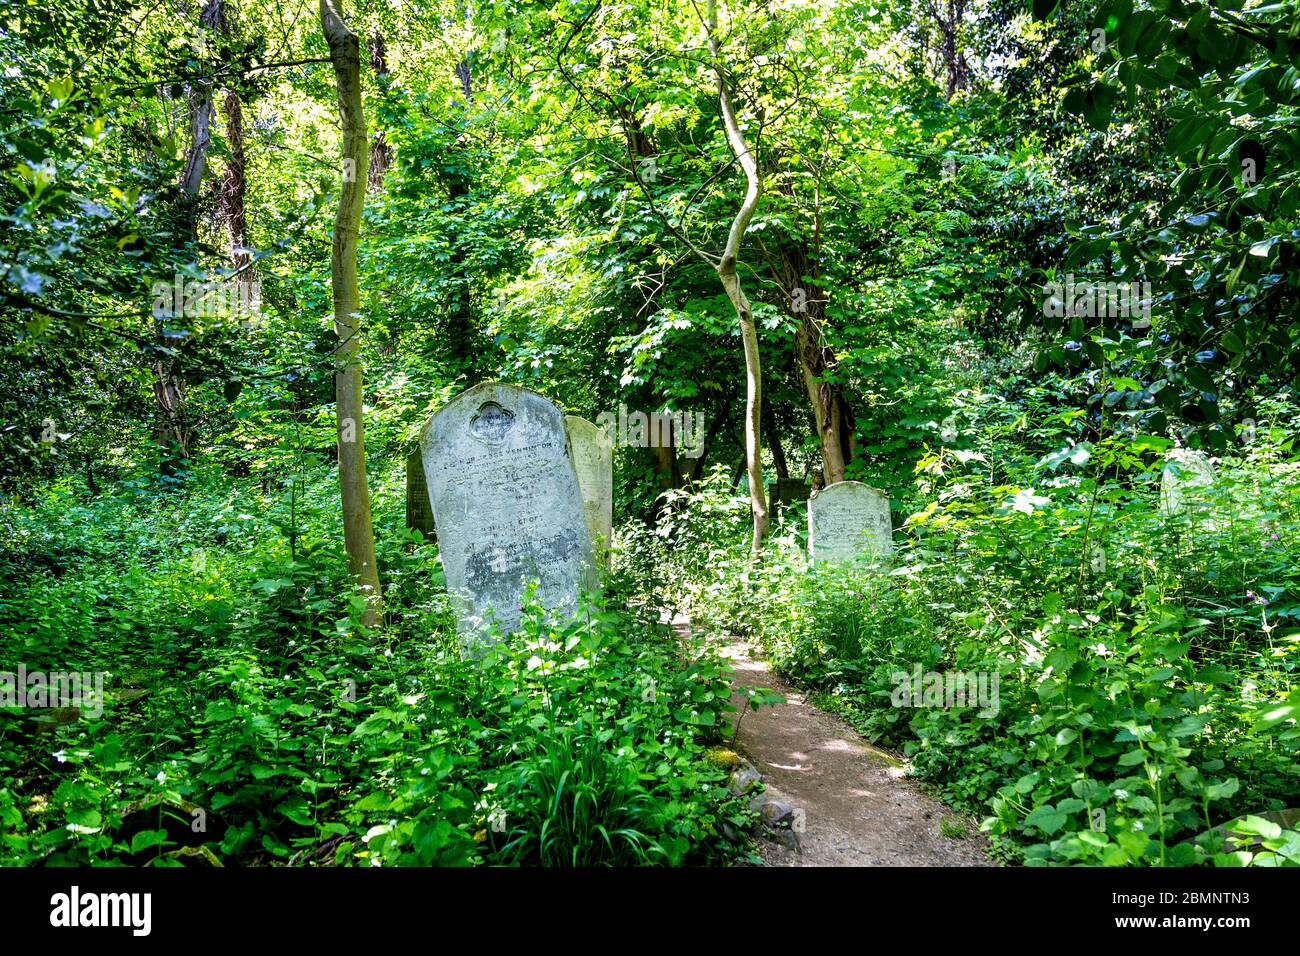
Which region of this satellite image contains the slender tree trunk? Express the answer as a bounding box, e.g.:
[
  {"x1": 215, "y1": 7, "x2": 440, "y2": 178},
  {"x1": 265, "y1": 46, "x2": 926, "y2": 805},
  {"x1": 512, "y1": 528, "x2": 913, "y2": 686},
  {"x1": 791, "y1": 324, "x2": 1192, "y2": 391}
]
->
[
  {"x1": 707, "y1": 0, "x2": 768, "y2": 561},
  {"x1": 206, "y1": 1, "x2": 250, "y2": 280},
  {"x1": 218, "y1": 85, "x2": 260, "y2": 319},
  {"x1": 445, "y1": 16, "x2": 481, "y2": 381},
  {"x1": 930, "y1": 0, "x2": 968, "y2": 98},
  {"x1": 321, "y1": 0, "x2": 382, "y2": 627},
  {"x1": 719, "y1": 252, "x2": 768, "y2": 559},
  {"x1": 795, "y1": 319, "x2": 848, "y2": 484},
  {"x1": 156, "y1": 0, "x2": 222, "y2": 476},
  {"x1": 445, "y1": 177, "x2": 477, "y2": 379},
  {"x1": 179, "y1": 89, "x2": 212, "y2": 197},
  {"x1": 151, "y1": 368, "x2": 189, "y2": 470},
  {"x1": 649, "y1": 444, "x2": 678, "y2": 493},
  {"x1": 179, "y1": 69, "x2": 213, "y2": 195},
  {"x1": 180, "y1": 0, "x2": 221, "y2": 198}
]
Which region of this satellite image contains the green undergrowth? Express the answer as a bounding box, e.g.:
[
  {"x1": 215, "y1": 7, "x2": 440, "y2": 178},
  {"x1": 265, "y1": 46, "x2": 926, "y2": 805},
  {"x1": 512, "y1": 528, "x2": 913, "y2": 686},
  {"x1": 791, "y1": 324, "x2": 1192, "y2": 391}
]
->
[
  {"x1": 0, "y1": 476, "x2": 756, "y2": 866},
  {"x1": 625, "y1": 434, "x2": 1300, "y2": 866}
]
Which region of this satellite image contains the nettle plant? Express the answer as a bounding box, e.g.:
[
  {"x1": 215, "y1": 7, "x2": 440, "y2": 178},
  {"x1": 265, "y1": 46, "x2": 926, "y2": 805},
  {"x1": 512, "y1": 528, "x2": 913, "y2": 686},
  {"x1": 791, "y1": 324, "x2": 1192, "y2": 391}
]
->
[
  {"x1": 978, "y1": 587, "x2": 1297, "y2": 867},
  {"x1": 899, "y1": 433, "x2": 1300, "y2": 865}
]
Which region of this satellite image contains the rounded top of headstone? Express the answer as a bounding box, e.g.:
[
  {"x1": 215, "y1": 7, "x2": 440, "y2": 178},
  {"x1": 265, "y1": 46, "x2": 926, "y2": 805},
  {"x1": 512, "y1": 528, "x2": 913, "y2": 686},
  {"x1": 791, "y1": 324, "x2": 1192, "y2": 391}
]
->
[
  {"x1": 811, "y1": 480, "x2": 888, "y2": 502},
  {"x1": 421, "y1": 381, "x2": 562, "y2": 447},
  {"x1": 1167, "y1": 446, "x2": 1214, "y2": 464},
  {"x1": 1163, "y1": 447, "x2": 1216, "y2": 479},
  {"x1": 565, "y1": 414, "x2": 613, "y2": 449}
]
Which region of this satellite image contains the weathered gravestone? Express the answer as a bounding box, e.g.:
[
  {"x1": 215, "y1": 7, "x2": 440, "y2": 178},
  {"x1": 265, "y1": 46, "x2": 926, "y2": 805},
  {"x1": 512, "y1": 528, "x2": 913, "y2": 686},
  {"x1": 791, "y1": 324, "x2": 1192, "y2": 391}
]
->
[
  {"x1": 1159, "y1": 448, "x2": 1216, "y2": 515},
  {"x1": 420, "y1": 383, "x2": 596, "y2": 639},
  {"x1": 565, "y1": 415, "x2": 613, "y2": 561},
  {"x1": 774, "y1": 478, "x2": 811, "y2": 505},
  {"x1": 808, "y1": 480, "x2": 893, "y2": 564},
  {"x1": 405, "y1": 450, "x2": 434, "y2": 537}
]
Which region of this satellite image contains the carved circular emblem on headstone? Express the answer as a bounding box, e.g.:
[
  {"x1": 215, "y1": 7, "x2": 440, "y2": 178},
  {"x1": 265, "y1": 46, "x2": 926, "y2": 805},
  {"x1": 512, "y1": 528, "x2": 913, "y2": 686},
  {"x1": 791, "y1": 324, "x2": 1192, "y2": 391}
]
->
[{"x1": 469, "y1": 401, "x2": 515, "y2": 444}]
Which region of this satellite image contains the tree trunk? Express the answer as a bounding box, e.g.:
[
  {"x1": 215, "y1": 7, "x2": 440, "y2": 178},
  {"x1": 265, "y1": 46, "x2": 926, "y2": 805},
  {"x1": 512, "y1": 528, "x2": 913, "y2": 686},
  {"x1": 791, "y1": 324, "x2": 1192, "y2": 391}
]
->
[
  {"x1": 931, "y1": 0, "x2": 968, "y2": 98},
  {"x1": 445, "y1": 178, "x2": 478, "y2": 379},
  {"x1": 367, "y1": 32, "x2": 392, "y2": 191},
  {"x1": 765, "y1": 398, "x2": 789, "y2": 483},
  {"x1": 707, "y1": 0, "x2": 768, "y2": 562},
  {"x1": 215, "y1": 9, "x2": 258, "y2": 317},
  {"x1": 682, "y1": 398, "x2": 729, "y2": 485},
  {"x1": 180, "y1": 0, "x2": 222, "y2": 198},
  {"x1": 156, "y1": 0, "x2": 222, "y2": 477},
  {"x1": 795, "y1": 319, "x2": 848, "y2": 484},
  {"x1": 321, "y1": 0, "x2": 383, "y2": 627},
  {"x1": 445, "y1": 20, "x2": 481, "y2": 381},
  {"x1": 179, "y1": 48, "x2": 213, "y2": 196},
  {"x1": 770, "y1": 239, "x2": 851, "y2": 485},
  {"x1": 152, "y1": 363, "x2": 189, "y2": 472},
  {"x1": 218, "y1": 88, "x2": 250, "y2": 273},
  {"x1": 179, "y1": 84, "x2": 212, "y2": 198},
  {"x1": 649, "y1": 444, "x2": 678, "y2": 493}
]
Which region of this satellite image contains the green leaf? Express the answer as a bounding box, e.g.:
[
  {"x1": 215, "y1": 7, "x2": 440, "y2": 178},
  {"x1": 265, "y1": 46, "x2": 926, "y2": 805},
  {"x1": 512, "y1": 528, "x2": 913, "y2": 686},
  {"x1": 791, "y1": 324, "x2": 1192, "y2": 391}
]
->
[
  {"x1": 131, "y1": 829, "x2": 169, "y2": 853},
  {"x1": 1255, "y1": 691, "x2": 1300, "y2": 731},
  {"x1": 1228, "y1": 815, "x2": 1283, "y2": 840},
  {"x1": 1206, "y1": 778, "x2": 1240, "y2": 801},
  {"x1": 277, "y1": 796, "x2": 314, "y2": 826},
  {"x1": 1116, "y1": 830, "x2": 1151, "y2": 860},
  {"x1": 1083, "y1": 85, "x2": 1116, "y2": 131},
  {"x1": 1014, "y1": 773, "x2": 1040, "y2": 794},
  {"x1": 66, "y1": 807, "x2": 102, "y2": 830},
  {"x1": 1195, "y1": 663, "x2": 1231, "y2": 684},
  {"x1": 1025, "y1": 805, "x2": 1068, "y2": 835}
]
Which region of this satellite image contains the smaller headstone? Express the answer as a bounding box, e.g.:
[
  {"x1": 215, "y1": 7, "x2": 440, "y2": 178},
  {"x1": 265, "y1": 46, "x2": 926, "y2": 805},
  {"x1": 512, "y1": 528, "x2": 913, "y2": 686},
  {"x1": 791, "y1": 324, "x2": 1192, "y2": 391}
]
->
[
  {"x1": 1159, "y1": 448, "x2": 1216, "y2": 515},
  {"x1": 774, "y1": 478, "x2": 811, "y2": 504},
  {"x1": 808, "y1": 480, "x2": 892, "y2": 564},
  {"x1": 405, "y1": 450, "x2": 435, "y2": 537},
  {"x1": 565, "y1": 415, "x2": 614, "y2": 562}
]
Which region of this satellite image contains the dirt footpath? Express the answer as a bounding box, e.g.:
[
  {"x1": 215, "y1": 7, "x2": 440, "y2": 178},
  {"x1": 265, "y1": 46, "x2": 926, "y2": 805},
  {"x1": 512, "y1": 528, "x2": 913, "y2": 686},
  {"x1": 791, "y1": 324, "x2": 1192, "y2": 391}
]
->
[{"x1": 719, "y1": 635, "x2": 992, "y2": 867}]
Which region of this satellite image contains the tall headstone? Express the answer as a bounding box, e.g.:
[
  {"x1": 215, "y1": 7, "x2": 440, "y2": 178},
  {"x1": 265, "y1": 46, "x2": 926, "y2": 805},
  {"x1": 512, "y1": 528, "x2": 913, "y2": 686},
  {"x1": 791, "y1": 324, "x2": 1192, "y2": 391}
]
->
[
  {"x1": 808, "y1": 481, "x2": 892, "y2": 564},
  {"x1": 565, "y1": 415, "x2": 613, "y2": 561},
  {"x1": 1160, "y1": 448, "x2": 1216, "y2": 515},
  {"x1": 420, "y1": 383, "x2": 596, "y2": 639},
  {"x1": 405, "y1": 450, "x2": 435, "y2": 537}
]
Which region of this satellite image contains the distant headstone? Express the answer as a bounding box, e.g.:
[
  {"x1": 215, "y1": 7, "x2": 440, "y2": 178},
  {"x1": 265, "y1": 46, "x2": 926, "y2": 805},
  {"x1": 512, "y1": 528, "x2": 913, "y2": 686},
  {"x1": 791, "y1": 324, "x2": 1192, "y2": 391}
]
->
[
  {"x1": 1160, "y1": 448, "x2": 1216, "y2": 515},
  {"x1": 405, "y1": 450, "x2": 434, "y2": 537},
  {"x1": 808, "y1": 481, "x2": 892, "y2": 564},
  {"x1": 420, "y1": 383, "x2": 596, "y2": 639},
  {"x1": 565, "y1": 415, "x2": 613, "y2": 561},
  {"x1": 774, "y1": 479, "x2": 811, "y2": 504}
]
